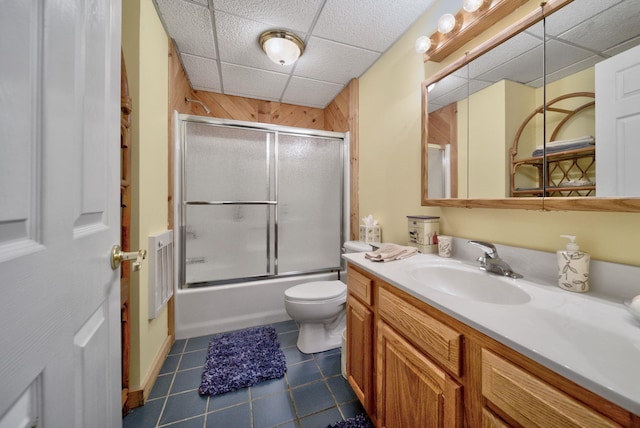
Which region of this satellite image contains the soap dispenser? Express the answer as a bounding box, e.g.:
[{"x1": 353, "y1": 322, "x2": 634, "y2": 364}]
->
[{"x1": 557, "y1": 235, "x2": 590, "y2": 292}]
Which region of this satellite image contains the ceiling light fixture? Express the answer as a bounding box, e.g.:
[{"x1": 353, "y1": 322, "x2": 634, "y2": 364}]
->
[
  {"x1": 463, "y1": 0, "x2": 485, "y2": 13},
  {"x1": 259, "y1": 30, "x2": 305, "y2": 66},
  {"x1": 437, "y1": 13, "x2": 457, "y2": 34}
]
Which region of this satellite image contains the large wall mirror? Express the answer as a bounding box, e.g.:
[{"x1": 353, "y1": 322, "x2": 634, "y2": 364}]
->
[{"x1": 421, "y1": 0, "x2": 640, "y2": 212}]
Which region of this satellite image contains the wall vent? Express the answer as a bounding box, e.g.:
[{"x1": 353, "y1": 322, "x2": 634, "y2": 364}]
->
[{"x1": 148, "y1": 230, "x2": 174, "y2": 320}]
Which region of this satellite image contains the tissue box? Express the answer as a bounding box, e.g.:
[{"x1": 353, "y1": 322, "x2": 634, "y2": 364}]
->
[{"x1": 359, "y1": 225, "x2": 381, "y2": 244}]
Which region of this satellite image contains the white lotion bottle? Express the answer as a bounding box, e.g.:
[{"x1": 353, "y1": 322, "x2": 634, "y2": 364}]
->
[{"x1": 557, "y1": 235, "x2": 590, "y2": 292}]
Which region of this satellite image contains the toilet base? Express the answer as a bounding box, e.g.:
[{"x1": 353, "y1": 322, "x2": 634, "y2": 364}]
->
[{"x1": 296, "y1": 314, "x2": 346, "y2": 354}]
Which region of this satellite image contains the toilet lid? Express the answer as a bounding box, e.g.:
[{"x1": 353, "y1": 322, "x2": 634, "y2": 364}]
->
[{"x1": 285, "y1": 280, "x2": 346, "y2": 301}]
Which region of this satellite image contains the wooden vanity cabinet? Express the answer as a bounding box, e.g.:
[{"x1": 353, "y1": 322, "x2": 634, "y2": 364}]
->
[
  {"x1": 345, "y1": 265, "x2": 639, "y2": 428},
  {"x1": 346, "y1": 266, "x2": 376, "y2": 421}
]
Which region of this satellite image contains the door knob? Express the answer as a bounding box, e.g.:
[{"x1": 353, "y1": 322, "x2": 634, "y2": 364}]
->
[{"x1": 111, "y1": 245, "x2": 147, "y2": 271}]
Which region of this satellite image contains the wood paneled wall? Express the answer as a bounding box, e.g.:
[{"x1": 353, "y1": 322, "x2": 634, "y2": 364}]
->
[{"x1": 167, "y1": 41, "x2": 359, "y2": 239}]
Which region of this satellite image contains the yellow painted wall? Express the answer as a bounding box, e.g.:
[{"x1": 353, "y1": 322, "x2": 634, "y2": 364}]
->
[
  {"x1": 359, "y1": 0, "x2": 640, "y2": 267},
  {"x1": 122, "y1": 0, "x2": 170, "y2": 388}
]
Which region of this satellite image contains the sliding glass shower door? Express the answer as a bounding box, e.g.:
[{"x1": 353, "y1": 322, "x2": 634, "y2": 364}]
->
[{"x1": 180, "y1": 118, "x2": 344, "y2": 287}]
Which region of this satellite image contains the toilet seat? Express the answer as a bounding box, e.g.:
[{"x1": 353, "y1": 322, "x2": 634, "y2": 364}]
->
[{"x1": 284, "y1": 280, "x2": 346, "y2": 302}]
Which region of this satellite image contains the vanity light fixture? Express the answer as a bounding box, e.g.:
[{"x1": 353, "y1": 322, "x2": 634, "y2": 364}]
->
[
  {"x1": 437, "y1": 13, "x2": 457, "y2": 34},
  {"x1": 259, "y1": 30, "x2": 305, "y2": 66},
  {"x1": 415, "y1": 35, "x2": 433, "y2": 54},
  {"x1": 463, "y1": 0, "x2": 485, "y2": 13}
]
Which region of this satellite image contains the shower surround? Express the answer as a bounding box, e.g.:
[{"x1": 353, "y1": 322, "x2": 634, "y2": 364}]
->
[{"x1": 173, "y1": 115, "x2": 348, "y2": 338}]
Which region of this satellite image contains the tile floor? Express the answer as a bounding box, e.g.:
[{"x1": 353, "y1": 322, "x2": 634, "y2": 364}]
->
[{"x1": 123, "y1": 320, "x2": 366, "y2": 428}]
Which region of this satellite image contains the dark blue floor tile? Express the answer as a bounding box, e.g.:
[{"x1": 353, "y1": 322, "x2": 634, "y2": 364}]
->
[
  {"x1": 123, "y1": 398, "x2": 164, "y2": 428},
  {"x1": 299, "y1": 407, "x2": 342, "y2": 428},
  {"x1": 149, "y1": 373, "x2": 173, "y2": 399},
  {"x1": 252, "y1": 391, "x2": 296, "y2": 428},
  {"x1": 286, "y1": 360, "x2": 322, "y2": 387},
  {"x1": 326, "y1": 375, "x2": 356, "y2": 404},
  {"x1": 283, "y1": 346, "x2": 313, "y2": 366},
  {"x1": 250, "y1": 376, "x2": 288, "y2": 399},
  {"x1": 123, "y1": 322, "x2": 369, "y2": 428},
  {"x1": 179, "y1": 348, "x2": 208, "y2": 370},
  {"x1": 169, "y1": 339, "x2": 187, "y2": 356},
  {"x1": 160, "y1": 354, "x2": 180, "y2": 375},
  {"x1": 316, "y1": 353, "x2": 342, "y2": 377},
  {"x1": 338, "y1": 400, "x2": 366, "y2": 420},
  {"x1": 163, "y1": 415, "x2": 205, "y2": 427},
  {"x1": 291, "y1": 381, "x2": 335, "y2": 417},
  {"x1": 272, "y1": 319, "x2": 298, "y2": 334},
  {"x1": 208, "y1": 387, "x2": 250, "y2": 411},
  {"x1": 206, "y1": 403, "x2": 251, "y2": 428},
  {"x1": 160, "y1": 390, "x2": 208, "y2": 425},
  {"x1": 278, "y1": 331, "x2": 299, "y2": 349},
  {"x1": 185, "y1": 335, "x2": 212, "y2": 352},
  {"x1": 171, "y1": 367, "x2": 203, "y2": 394}
]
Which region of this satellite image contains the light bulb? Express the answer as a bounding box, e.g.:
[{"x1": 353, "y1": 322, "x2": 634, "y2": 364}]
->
[
  {"x1": 415, "y1": 36, "x2": 433, "y2": 54},
  {"x1": 263, "y1": 37, "x2": 300, "y2": 65},
  {"x1": 463, "y1": 0, "x2": 484, "y2": 13},
  {"x1": 437, "y1": 13, "x2": 457, "y2": 35}
]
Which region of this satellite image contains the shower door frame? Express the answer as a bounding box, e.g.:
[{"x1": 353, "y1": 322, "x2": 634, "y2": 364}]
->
[{"x1": 174, "y1": 114, "x2": 348, "y2": 288}]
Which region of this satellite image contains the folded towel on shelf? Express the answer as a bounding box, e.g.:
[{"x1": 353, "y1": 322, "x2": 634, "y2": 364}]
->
[
  {"x1": 532, "y1": 136, "x2": 595, "y2": 157},
  {"x1": 533, "y1": 135, "x2": 594, "y2": 151},
  {"x1": 365, "y1": 243, "x2": 418, "y2": 262}
]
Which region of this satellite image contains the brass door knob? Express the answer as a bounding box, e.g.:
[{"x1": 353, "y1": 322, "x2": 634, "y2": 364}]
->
[{"x1": 111, "y1": 245, "x2": 147, "y2": 271}]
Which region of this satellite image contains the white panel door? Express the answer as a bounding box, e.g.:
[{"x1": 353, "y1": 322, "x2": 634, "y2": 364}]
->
[
  {"x1": 0, "y1": 0, "x2": 122, "y2": 427},
  {"x1": 595, "y1": 43, "x2": 640, "y2": 197}
]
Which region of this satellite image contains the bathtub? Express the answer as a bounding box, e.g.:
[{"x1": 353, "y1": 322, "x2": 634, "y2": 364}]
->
[{"x1": 174, "y1": 272, "x2": 344, "y2": 340}]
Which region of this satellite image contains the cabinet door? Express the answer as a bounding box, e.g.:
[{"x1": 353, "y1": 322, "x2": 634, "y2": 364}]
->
[
  {"x1": 377, "y1": 321, "x2": 463, "y2": 428},
  {"x1": 347, "y1": 294, "x2": 374, "y2": 414}
]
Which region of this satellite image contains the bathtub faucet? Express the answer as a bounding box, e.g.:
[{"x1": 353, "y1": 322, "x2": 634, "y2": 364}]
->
[{"x1": 467, "y1": 241, "x2": 522, "y2": 279}]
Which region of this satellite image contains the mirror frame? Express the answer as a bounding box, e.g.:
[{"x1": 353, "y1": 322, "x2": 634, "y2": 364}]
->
[{"x1": 420, "y1": 0, "x2": 640, "y2": 212}]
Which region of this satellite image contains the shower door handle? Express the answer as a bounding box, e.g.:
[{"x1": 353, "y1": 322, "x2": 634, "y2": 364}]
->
[{"x1": 111, "y1": 245, "x2": 147, "y2": 271}]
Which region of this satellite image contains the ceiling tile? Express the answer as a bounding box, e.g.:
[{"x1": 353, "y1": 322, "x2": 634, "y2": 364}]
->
[
  {"x1": 554, "y1": 1, "x2": 640, "y2": 53},
  {"x1": 220, "y1": 63, "x2": 289, "y2": 101},
  {"x1": 212, "y1": 0, "x2": 323, "y2": 33},
  {"x1": 155, "y1": 0, "x2": 216, "y2": 58},
  {"x1": 215, "y1": 11, "x2": 302, "y2": 72},
  {"x1": 181, "y1": 53, "x2": 221, "y2": 92},
  {"x1": 544, "y1": 0, "x2": 621, "y2": 37},
  {"x1": 282, "y1": 77, "x2": 344, "y2": 108},
  {"x1": 545, "y1": 40, "x2": 597, "y2": 76},
  {"x1": 294, "y1": 37, "x2": 379, "y2": 84},
  {"x1": 313, "y1": 0, "x2": 436, "y2": 52},
  {"x1": 469, "y1": 32, "x2": 542, "y2": 80}
]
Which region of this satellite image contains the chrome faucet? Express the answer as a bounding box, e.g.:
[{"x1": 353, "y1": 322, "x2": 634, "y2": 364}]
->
[{"x1": 468, "y1": 241, "x2": 522, "y2": 279}]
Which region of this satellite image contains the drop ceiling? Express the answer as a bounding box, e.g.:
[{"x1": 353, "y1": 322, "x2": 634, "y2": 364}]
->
[{"x1": 153, "y1": 0, "x2": 438, "y2": 109}]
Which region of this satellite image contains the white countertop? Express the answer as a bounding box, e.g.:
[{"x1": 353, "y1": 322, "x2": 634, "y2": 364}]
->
[{"x1": 343, "y1": 251, "x2": 640, "y2": 415}]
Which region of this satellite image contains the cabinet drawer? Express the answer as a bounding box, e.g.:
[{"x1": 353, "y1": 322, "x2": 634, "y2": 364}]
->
[
  {"x1": 378, "y1": 286, "x2": 462, "y2": 376},
  {"x1": 482, "y1": 349, "x2": 619, "y2": 427},
  {"x1": 347, "y1": 267, "x2": 373, "y2": 305}
]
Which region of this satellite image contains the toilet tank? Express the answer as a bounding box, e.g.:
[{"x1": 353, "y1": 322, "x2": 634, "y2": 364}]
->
[{"x1": 343, "y1": 240, "x2": 374, "y2": 253}]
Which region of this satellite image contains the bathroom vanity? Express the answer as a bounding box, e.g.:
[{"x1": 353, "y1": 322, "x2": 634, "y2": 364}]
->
[{"x1": 344, "y1": 252, "x2": 640, "y2": 427}]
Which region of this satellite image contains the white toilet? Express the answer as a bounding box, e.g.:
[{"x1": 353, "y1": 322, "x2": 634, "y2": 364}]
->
[{"x1": 284, "y1": 241, "x2": 374, "y2": 354}]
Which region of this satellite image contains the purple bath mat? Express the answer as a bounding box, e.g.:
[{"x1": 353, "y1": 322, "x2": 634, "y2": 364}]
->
[
  {"x1": 327, "y1": 413, "x2": 374, "y2": 428},
  {"x1": 198, "y1": 326, "x2": 287, "y2": 396}
]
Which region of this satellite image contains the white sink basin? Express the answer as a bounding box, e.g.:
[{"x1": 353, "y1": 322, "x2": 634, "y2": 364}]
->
[{"x1": 407, "y1": 263, "x2": 531, "y2": 305}]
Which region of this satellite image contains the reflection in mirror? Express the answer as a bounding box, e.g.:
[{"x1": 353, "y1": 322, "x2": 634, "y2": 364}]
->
[
  {"x1": 543, "y1": 0, "x2": 640, "y2": 197},
  {"x1": 424, "y1": 0, "x2": 640, "y2": 203},
  {"x1": 427, "y1": 22, "x2": 544, "y2": 199}
]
